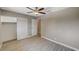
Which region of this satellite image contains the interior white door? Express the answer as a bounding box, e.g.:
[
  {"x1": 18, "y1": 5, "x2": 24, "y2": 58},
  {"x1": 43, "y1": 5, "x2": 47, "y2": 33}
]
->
[
  {"x1": 32, "y1": 19, "x2": 37, "y2": 36},
  {"x1": 17, "y1": 17, "x2": 28, "y2": 40}
]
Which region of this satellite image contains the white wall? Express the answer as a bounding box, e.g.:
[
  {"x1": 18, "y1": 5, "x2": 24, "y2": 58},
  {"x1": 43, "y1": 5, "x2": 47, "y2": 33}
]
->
[
  {"x1": 1, "y1": 23, "x2": 17, "y2": 42},
  {"x1": 0, "y1": 21, "x2": 2, "y2": 48},
  {"x1": 41, "y1": 7, "x2": 79, "y2": 50},
  {"x1": 0, "y1": 10, "x2": 2, "y2": 48}
]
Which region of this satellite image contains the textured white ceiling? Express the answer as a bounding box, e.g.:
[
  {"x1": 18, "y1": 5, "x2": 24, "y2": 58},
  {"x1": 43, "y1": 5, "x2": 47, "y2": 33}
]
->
[{"x1": 0, "y1": 7, "x2": 68, "y2": 16}]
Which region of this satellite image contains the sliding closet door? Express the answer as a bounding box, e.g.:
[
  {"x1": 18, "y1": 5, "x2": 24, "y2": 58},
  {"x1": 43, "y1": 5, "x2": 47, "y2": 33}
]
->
[{"x1": 17, "y1": 17, "x2": 28, "y2": 40}]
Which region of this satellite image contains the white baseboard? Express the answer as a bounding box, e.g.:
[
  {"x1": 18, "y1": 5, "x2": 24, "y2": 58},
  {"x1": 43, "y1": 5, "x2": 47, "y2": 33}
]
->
[
  {"x1": 42, "y1": 36, "x2": 79, "y2": 51},
  {"x1": 27, "y1": 35, "x2": 37, "y2": 38}
]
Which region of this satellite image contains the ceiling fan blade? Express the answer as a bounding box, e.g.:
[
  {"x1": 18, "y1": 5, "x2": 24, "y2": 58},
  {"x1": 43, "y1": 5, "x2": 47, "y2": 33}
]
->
[
  {"x1": 27, "y1": 11, "x2": 33, "y2": 13},
  {"x1": 39, "y1": 12, "x2": 46, "y2": 14},
  {"x1": 26, "y1": 7, "x2": 34, "y2": 11},
  {"x1": 38, "y1": 8, "x2": 44, "y2": 11}
]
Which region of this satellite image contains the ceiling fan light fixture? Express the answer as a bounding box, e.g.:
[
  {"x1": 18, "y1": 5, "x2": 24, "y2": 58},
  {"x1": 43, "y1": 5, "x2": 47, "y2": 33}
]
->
[
  {"x1": 34, "y1": 12, "x2": 39, "y2": 15},
  {"x1": 26, "y1": 7, "x2": 46, "y2": 15}
]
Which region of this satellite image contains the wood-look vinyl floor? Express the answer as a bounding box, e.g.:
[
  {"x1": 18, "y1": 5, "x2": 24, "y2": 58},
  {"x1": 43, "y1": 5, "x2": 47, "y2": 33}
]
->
[{"x1": 0, "y1": 36, "x2": 74, "y2": 51}]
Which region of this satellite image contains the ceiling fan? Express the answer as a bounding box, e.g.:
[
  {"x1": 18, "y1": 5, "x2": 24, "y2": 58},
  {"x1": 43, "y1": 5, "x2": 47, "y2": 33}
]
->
[{"x1": 26, "y1": 7, "x2": 46, "y2": 15}]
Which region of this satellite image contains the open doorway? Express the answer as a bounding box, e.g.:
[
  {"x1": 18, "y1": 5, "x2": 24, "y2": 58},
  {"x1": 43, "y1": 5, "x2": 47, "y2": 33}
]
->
[
  {"x1": 37, "y1": 17, "x2": 41, "y2": 37},
  {"x1": 1, "y1": 16, "x2": 17, "y2": 42}
]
